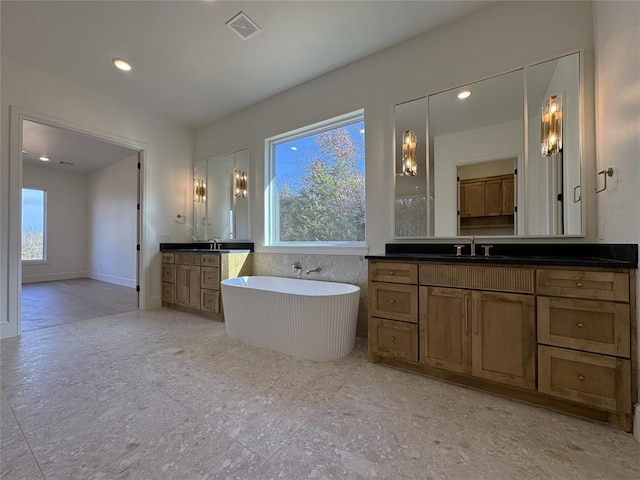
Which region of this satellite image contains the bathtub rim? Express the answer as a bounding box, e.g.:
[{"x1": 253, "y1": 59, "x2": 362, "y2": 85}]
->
[{"x1": 221, "y1": 275, "x2": 360, "y2": 297}]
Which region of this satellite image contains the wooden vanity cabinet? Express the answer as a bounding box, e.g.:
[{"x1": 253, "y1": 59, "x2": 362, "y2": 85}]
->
[
  {"x1": 418, "y1": 269, "x2": 536, "y2": 390},
  {"x1": 536, "y1": 267, "x2": 635, "y2": 428},
  {"x1": 161, "y1": 250, "x2": 251, "y2": 320},
  {"x1": 368, "y1": 261, "x2": 419, "y2": 362},
  {"x1": 368, "y1": 259, "x2": 636, "y2": 432}
]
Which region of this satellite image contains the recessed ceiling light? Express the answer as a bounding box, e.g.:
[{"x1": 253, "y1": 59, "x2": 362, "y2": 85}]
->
[
  {"x1": 457, "y1": 90, "x2": 472, "y2": 100},
  {"x1": 290, "y1": 146, "x2": 297, "y2": 151},
  {"x1": 39, "y1": 156, "x2": 50, "y2": 162},
  {"x1": 112, "y1": 58, "x2": 132, "y2": 72}
]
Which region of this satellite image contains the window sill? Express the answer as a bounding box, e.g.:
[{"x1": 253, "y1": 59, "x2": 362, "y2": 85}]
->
[
  {"x1": 258, "y1": 244, "x2": 369, "y2": 256},
  {"x1": 22, "y1": 260, "x2": 49, "y2": 265}
]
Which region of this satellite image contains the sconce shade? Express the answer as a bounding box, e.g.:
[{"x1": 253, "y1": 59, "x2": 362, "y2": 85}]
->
[
  {"x1": 402, "y1": 130, "x2": 417, "y2": 176},
  {"x1": 234, "y1": 170, "x2": 247, "y2": 198},
  {"x1": 194, "y1": 179, "x2": 206, "y2": 203},
  {"x1": 541, "y1": 95, "x2": 562, "y2": 157}
]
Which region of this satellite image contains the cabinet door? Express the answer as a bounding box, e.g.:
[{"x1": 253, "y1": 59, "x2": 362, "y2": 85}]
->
[
  {"x1": 186, "y1": 266, "x2": 201, "y2": 309},
  {"x1": 484, "y1": 179, "x2": 503, "y2": 216},
  {"x1": 501, "y1": 177, "x2": 514, "y2": 214},
  {"x1": 461, "y1": 181, "x2": 485, "y2": 217},
  {"x1": 419, "y1": 287, "x2": 471, "y2": 374},
  {"x1": 175, "y1": 265, "x2": 201, "y2": 309},
  {"x1": 175, "y1": 265, "x2": 188, "y2": 306},
  {"x1": 471, "y1": 291, "x2": 536, "y2": 390}
]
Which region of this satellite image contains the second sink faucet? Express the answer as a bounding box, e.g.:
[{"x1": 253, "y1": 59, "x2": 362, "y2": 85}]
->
[
  {"x1": 470, "y1": 235, "x2": 476, "y2": 256},
  {"x1": 306, "y1": 267, "x2": 322, "y2": 274}
]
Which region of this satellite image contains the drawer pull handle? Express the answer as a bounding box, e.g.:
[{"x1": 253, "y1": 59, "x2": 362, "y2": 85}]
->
[
  {"x1": 577, "y1": 322, "x2": 585, "y2": 328},
  {"x1": 578, "y1": 375, "x2": 585, "y2": 381},
  {"x1": 389, "y1": 299, "x2": 395, "y2": 304},
  {"x1": 390, "y1": 336, "x2": 396, "y2": 342},
  {"x1": 576, "y1": 282, "x2": 583, "y2": 287},
  {"x1": 389, "y1": 271, "x2": 395, "y2": 275}
]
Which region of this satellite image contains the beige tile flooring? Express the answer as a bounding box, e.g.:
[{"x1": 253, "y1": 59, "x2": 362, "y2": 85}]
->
[{"x1": 1, "y1": 308, "x2": 640, "y2": 479}]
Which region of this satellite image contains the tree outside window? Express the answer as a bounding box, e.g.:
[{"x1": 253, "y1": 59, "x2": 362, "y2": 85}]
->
[
  {"x1": 22, "y1": 188, "x2": 46, "y2": 261},
  {"x1": 267, "y1": 112, "x2": 365, "y2": 245}
]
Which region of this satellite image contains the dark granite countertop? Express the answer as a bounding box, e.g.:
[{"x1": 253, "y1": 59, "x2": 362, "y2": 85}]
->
[
  {"x1": 365, "y1": 243, "x2": 637, "y2": 269},
  {"x1": 160, "y1": 242, "x2": 254, "y2": 253}
]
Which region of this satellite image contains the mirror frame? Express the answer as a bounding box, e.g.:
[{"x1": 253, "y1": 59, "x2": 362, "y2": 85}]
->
[{"x1": 393, "y1": 50, "x2": 585, "y2": 240}]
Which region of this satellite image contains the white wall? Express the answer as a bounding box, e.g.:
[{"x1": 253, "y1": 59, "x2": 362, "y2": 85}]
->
[
  {"x1": 1, "y1": 56, "x2": 194, "y2": 337},
  {"x1": 593, "y1": 0, "x2": 640, "y2": 440},
  {"x1": 21, "y1": 164, "x2": 88, "y2": 283},
  {"x1": 194, "y1": 1, "x2": 596, "y2": 254},
  {"x1": 87, "y1": 154, "x2": 138, "y2": 288}
]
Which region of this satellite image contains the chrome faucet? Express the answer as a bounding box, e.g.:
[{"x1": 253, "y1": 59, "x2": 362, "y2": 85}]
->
[
  {"x1": 208, "y1": 239, "x2": 219, "y2": 250},
  {"x1": 305, "y1": 267, "x2": 322, "y2": 274},
  {"x1": 470, "y1": 235, "x2": 476, "y2": 256}
]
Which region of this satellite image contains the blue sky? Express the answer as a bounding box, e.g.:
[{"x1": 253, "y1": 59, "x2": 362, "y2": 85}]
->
[
  {"x1": 274, "y1": 121, "x2": 365, "y2": 194},
  {"x1": 22, "y1": 188, "x2": 44, "y2": 232}
]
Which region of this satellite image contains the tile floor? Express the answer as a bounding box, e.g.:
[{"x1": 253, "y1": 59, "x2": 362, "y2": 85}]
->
[{"x1": 1, "y1": 308, "x2": 640, "y2": 479}]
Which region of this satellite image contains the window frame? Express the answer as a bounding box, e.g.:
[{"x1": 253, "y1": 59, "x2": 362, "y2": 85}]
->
[
  {"x1": 21, "y1": 187, "x2": 48, "y2": 264},
  {"x1": 264, "y1": 110, "x2": 367, "y2": 254}
]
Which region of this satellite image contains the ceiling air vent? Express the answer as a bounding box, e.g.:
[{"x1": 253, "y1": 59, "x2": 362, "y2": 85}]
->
[
  {"x1": 59, "y1": 161, "x2": 75, "y2": 166},
  {"x1": 226, "y1": 11, "x2": 261, "y2": 40}
]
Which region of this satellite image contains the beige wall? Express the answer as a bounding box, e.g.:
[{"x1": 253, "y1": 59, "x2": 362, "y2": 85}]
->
[
  {"x1": 194, "y1": 1, "x2": 596, "y2": 335},
  {"x1": 593, "y1": 0, "x2": 640, "y2": 439}
]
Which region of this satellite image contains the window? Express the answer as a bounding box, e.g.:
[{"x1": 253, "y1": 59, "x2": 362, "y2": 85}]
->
[
  {"x1": 265, "y1": 110, "x2": 365, "y2": 247},
  {"x1": 22, "y1": 188, "x2": 46, "y2": 262}
]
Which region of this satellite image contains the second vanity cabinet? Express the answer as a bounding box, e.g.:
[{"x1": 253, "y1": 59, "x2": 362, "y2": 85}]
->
[
  {"x1": 161, "y1": 250, "x2": 251, "y2": 320},
  {"x1": 368, "y1": 258, "x2": 637, "y2": 432}
]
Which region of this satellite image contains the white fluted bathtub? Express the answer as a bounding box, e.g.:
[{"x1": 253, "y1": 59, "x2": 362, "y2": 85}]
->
[{"x1": 221, "y1": 276, "x2": 360, "y2": 361}]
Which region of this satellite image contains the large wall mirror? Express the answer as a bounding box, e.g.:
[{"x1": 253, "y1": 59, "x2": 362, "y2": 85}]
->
[
  {"x1": 193, "y1": 148, "x2": 250, "y2": 241},
  {"x1": 394, "y1": 52, "x2": 581, "y2": 238}
]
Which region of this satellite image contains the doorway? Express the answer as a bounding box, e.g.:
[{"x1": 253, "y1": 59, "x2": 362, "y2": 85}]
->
[{"x1": 15, "y1": 114, "x2": 144, "y2": 334}]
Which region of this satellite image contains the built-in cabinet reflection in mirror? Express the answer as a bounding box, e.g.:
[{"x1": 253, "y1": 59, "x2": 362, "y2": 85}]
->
[
  {"x1": 193, "y1": 148, "x2": 249, "y2": 241},
  {"x1": 394, "y1": 52, "x2": 581, "y2": 237}
]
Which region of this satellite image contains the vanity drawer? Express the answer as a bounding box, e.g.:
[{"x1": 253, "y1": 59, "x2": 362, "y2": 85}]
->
[
  {"x1": 161, "y1": 282, "x2": 174, "y2": 303},
  {"x1": 201, "y1": 289, "x2": 220, "y2": 314},
  {"x1": 538, "y1": 297, "x2": 630, "y2": 357},
  {"x1": 201, "y1": 254, "x2": 220, "y2": 267},
  {"x1": 370, "y1": 317, "x2": 418, "y2": 362},
  {"x1": 536, "y1": 269, "x2": 629, "y2": 302},
  {"x1": 538, "y1": 346, "x2": 631, "y2": 413},
  {"x1": 201, "y1": 267, "x2": 220, "y2": 290},
  {"x1": 161, "y1": 253, "x2": 175, "y2": 264},
  {"x1": 175, "y1": 253, "x2": 200, "y2": 266},
  {"x1": 370, "y1": 261, "x2": 417, "y2": 284},
  {"x1": 419, "y1": 264, "x2": 534, "y2": 294},
  {"x1": 161, "y1": 264, "x2": 175, "y2": 284},
  {"x1": 370, "y1": 282, "x2": 418, "y2": 322}
]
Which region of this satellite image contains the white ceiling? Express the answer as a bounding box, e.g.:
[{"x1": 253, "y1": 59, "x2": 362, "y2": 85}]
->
[
  {"x1": 1, "y1": 0, "x2": 494, "y2": 129},
  {"x1": 22, "y1": 120, "x2": 139, "y2": 174}
]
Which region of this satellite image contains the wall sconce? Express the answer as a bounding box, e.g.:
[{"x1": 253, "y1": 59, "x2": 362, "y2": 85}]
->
[
  {"x1": 234, "y1": 170, "x2": 247, "y2": 198},
  {"x1": 194, "y1": 178, "x2": 206, "y2": 203},
  {"x1": 541, "y1": 95, "x2": 562, "y2": 157},
  {"x1": 402, "y1": 130, "x2": 417, "y2": 176}
]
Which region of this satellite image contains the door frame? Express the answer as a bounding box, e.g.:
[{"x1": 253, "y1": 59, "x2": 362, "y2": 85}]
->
[{"x1": 2, "y1": 105, "x2": 147, "y2": 338}]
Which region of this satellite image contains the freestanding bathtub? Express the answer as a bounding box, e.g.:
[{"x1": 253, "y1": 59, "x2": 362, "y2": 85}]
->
[{"x1": 221, "y1": 276, "x2": 360, "y2": 361}]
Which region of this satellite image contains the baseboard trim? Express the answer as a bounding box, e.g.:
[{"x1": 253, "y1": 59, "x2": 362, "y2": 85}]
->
[
  {"x1": 87, "y1": 272, "x2": 136, "y2": 288},
  {"x1": 148, "y1": 296, "x2": 162, "y2": 309},
  {"x1": 21, "y1": 271, "x2": 88, "y2": 284}
]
